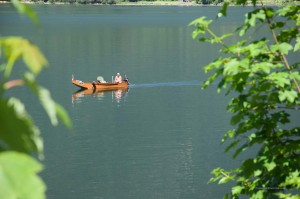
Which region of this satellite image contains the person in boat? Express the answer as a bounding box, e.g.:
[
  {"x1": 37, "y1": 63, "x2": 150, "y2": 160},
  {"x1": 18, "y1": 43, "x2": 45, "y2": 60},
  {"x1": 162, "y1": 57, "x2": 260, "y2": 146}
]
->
[
  {"x1": 114, "y1": 73, "x2": 122, "y2": 83},
  {"x1": 123, "y1": 75, "x2": 129, "y2": 82}
]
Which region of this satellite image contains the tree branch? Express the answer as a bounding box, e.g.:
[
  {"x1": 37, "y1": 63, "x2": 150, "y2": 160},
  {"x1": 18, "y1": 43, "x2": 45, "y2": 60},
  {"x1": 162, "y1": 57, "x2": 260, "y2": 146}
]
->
[
  {"x1": 264, "y1": 8, "x2": 300, "y2": 95},
  {"x1": 4, "y1": 79, "x2": 24, "y2": 89}
]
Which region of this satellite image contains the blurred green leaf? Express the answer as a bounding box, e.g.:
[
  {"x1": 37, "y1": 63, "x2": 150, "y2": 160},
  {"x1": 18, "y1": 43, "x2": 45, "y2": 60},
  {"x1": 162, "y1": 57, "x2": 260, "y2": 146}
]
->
[
  {"x1": 11, "y1": 0, "x2": 40, "y2": 27},
  {"x1": 0, "y1": 37, "x2": 48, "y2": 78},
  {"x1": 252, "y1": 190, "x2": 264, "y2": 198},
  {"x1": 232, "y1": 185, "x2": 243, "y2": 195},
  {"x1": 294, "y1": 37, "x2": 300, "y2": 52},
  {"x1": 0, "y1": 152, "x2": 45, "y2": 199},
  {"x1": 218, "y1": 2, "x2": 229, "y2": 18},
  {"x1": 55, "y1": 103, "x2": 72, "y2": 129},
  {"x1": 0, "y1": 98, "x2": 43, "y2": 156},
  {"x1": 24, "y1": 73, "x2": 72, "y2": 128},
  {"x1": 254, "y1": 169, "x2": 262, "y2": 177},
  {"x1": 219, "y1": 176, "x2": 233, "y2": 184}
]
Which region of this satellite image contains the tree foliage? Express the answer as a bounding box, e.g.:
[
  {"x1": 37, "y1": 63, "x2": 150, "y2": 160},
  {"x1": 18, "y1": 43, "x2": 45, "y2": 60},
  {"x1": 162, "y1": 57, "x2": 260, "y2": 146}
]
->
[
  {"x1": 190, "y1": 2, "x2": 300, "y2": 199},
  {"x1": 0, "y1": 1, "x2": 71, "y2": 198}
]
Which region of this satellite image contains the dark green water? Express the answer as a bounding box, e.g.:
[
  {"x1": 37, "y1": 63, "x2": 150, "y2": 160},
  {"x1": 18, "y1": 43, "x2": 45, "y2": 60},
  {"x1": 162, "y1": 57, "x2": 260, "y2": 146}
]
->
[{"x1": 1, "y1": 5, "x2": 254, "y2": 199}]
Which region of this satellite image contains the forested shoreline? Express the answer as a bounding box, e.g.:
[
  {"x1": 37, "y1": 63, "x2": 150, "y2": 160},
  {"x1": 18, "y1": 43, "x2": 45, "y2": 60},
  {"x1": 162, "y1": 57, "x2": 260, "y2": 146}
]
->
[{"x1": 1, "y1": 0, "x2": 294, "y2": 6}]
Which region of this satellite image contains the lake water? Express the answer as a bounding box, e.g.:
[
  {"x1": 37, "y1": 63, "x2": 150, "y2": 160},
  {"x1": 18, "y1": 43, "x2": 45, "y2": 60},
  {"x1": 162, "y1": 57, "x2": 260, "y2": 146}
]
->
[{"x1": 1, "y1": 4, "x2": 255, "y2": 199}]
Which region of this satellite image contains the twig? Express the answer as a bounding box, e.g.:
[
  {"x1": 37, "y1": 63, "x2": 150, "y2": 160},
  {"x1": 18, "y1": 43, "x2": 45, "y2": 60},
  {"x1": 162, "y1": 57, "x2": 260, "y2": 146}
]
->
[
  {"x1": 4, "y1": 79, "x2": 24, "y2": 89},
  {"x1": 264, "y1": 8, "x2": 300, "y2": 94}
]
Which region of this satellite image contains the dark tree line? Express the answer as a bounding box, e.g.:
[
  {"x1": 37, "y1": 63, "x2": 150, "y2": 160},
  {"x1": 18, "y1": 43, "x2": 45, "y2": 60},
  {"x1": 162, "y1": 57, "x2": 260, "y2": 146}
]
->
[{"x1": 19, "y1": 0, "x2": 225, "y2": 5}]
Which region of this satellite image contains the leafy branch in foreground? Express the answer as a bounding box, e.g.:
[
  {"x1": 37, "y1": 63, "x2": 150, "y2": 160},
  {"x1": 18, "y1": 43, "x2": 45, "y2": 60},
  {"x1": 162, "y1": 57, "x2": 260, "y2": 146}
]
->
[
  {"x1": 191, "y1": 4, "x2": 300, "y2": 199},
  {"x1": 0, "y1": 1, "x2": 72, "y2": 199}
]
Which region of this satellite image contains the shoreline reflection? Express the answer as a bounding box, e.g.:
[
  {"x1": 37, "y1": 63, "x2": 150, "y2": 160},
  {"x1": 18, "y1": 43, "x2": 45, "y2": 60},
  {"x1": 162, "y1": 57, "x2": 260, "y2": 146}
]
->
[{"x1": 72, "y1": 88, "x2": 129, "y2": 105}]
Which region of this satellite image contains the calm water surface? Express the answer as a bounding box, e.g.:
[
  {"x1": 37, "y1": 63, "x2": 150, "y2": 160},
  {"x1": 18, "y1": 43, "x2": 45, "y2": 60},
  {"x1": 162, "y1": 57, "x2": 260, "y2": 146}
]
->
[{"x1": 1, "y1": 5, "x2": 254, "y2": 199}]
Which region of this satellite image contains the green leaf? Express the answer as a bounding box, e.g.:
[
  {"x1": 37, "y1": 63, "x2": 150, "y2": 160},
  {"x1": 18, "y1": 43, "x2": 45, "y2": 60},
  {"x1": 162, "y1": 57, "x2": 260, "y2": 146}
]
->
[
  {"x1": 291, "y1": 71, "x2": 300, "y2": 82},
  {"x1": 254, "y1": 169, "x2": 262, "y2": 177},
  {"x1": 252, "y1": 62, "x2": 273, "y2": 74},
  {"x1": 223, "y1": 59, "x2": 240, "y2": 75},
  {"x1": 232, "y1": 185, "x2": 244, "y2": 195},
  {"x1": 0, "y1": 98, "x2": 43, "y2": 156},
  {"x1": 225, "y1": 140, "x2": 240, "y2": 153},
  {"x1": 0, "y1": 37, "x2": 48, "y2": 78},
  {"x1": 268, "y1": 72, "x2": 290, "y2": 88},
  {"x1": 55, "y1": 103, "x2": 72, "y2": 129},
  {"x1": 270, "y1": 42, "x2": 293, "y2": 54},
  {"x1": 24, "y1": 73, "x2": 72, "y2": 127},
  {"x1": 280, "y1": 170, "x2": 300, "y2": 189},
  {"x1": 264, "y1": 160, "x2": 276, "y2": 172},
  {"x1": 233, "y1": 144, "x2": 248, "y2": 159},
  {"x1": 294, "y1": 37, "x2": 300, "y2": 52},
  {"x1": 222, "y1": 129, "x2": 236, "y2": 143},
  {"x1": 231, "y1": 113, "x2": 244, "y2": 125},
  {"x1": 218, "y1": 2, "x2": 229, "y2": 18},
  {"x1": 252, "y1": 190, "x2": 264, "y2": 198},
  {"x1": 202, "y1": 69, "x2": 221, "y2": 89},
  {"x1": 219, "y1": 176, "x2": 233, "y2": 184},
  {"x1": 0, "y1": 152, "x2": 46, "y2": 199},
  {"x1": 278, "y1": 90, "x2": 298, "y2": 103},
  {"x1": 11, "y1": 0, "x2": 40, "y2": 27},
  {"x1": 189, "y1": 17, "x2": 213, "y2": 39},
  {"x1": 239, "y1": 9, "x2": 266, "y2": 36},
  {"x1": 203, "y1": 58, "x2": 223, "y2": 73},
  {"x1": 241, "y1": 159, "x2": 255, "y2": 178},
  {"x1": 223, "y1": 193, "x2": 229, "y2": 199},
  {"x1": 276, "y1": 193, "x2": 300, "y2": 199}
]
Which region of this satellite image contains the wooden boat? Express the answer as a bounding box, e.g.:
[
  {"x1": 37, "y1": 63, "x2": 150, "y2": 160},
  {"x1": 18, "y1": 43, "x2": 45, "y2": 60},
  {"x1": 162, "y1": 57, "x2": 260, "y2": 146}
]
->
[{"x1": 72, "y1": 76, "x2": 129, "y2": 90}]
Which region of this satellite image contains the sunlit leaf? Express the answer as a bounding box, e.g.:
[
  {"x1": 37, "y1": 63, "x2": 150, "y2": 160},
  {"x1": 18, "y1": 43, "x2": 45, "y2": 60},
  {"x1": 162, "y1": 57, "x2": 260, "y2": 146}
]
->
[
  {"x1": 264, "y1": 160, "x2": 276, "y2": 172},
  {"x1": 0, "y1": 152, "x2": 46, "y2": 199},
  {"x1": 219, "y1": 176, "x2": 233, "y2": 184},
  {"x1": 278, "y1": 90, "x2": 298, "y2": 103},
  {"x1": 270, "y1": 42, "x2": 293, "y2": 55},
  {"x1": 223, "y1": 59, "x2": 240, "y2": 75},
  {"x1": 291, "y1": 72, "x2": 300, "y2": 82},
  {"x1": 254, "y1": 169, "x2": 262, "y2": 177},
  {"x1": 232, "y1": 185, "x2": 243, "y2": 195},
  {"x1": 0, "y1": 37, "x2": 48, "y2": 78},
  {"x1": 268, "y1": 72, "x2": 291, "y2": 88},
  {"x1": 192, "y1": 3, "x2": 300, "y2": 198},
  {"x1": 280, "y1": 170, "x2": 300, "y2": 189},
  {"x1": 252, "y1": 190, "x2": 264, "y2": 198},
  {"x1": 189, "y1": 17, "x2": 213, "y2": 39}
]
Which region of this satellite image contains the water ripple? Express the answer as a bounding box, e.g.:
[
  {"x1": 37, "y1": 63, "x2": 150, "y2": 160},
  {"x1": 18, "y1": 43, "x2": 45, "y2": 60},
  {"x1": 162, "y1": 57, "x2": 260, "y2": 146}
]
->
[{"x1": 129, "y1": 80, "x2": 201, "y2": 89}]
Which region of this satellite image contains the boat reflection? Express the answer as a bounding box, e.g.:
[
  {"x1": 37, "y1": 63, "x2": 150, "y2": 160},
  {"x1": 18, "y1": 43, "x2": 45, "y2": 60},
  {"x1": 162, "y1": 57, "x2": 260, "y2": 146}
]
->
[{"x1": 72, "y1": 87, "x2": 129, "y2": 104}]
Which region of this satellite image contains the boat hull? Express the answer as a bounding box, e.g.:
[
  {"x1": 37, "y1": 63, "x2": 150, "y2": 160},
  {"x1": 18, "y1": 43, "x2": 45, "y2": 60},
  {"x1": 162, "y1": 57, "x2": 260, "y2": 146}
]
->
[{"x1": 72, "y1": 79, "x2": 129, "y2": 90}]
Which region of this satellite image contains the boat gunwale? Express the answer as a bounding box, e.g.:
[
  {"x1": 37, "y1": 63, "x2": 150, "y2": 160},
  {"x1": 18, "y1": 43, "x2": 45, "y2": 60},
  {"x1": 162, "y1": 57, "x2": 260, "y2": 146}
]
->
[{"x1": 72, "y1": 79, "x2": 129, "y2": 90}]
